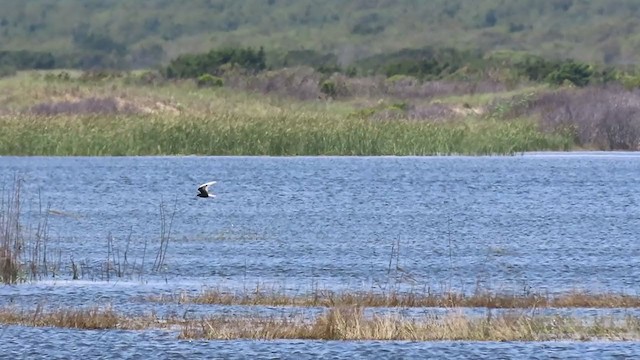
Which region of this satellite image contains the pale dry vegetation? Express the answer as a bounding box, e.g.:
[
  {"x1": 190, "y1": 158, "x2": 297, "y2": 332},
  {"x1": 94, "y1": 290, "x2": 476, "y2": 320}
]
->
[
  {"x1": 492, "y1": 85, "x2": 640, "y2": 150},
  {"x1": 182, "y1": 306, "x2": 640, "y2": 341},
  {"x1": 0, "y1": 305, "x2": 171, "y2": 330},
  {"x1": 0, "y1": 305, "x2": 638, "y2": 341},
  {"x1": 147, "y1": 287, "x2": 640, "y2": 309}
]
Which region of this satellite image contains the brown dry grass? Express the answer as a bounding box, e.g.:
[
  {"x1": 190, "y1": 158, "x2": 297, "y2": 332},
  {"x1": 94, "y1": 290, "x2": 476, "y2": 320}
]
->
[
  {"x1": 147, "y1": 287, "x2": 640, "y2": 309},
  {"x1": 180, "y1": 306, "x2": 640, "y2": 341},
  {"x1": 1, "y1": 305, "x2": 638, "y2": 341},
  {"x1": 0, "y1": 305, "x2": 172, "y2": 330}
]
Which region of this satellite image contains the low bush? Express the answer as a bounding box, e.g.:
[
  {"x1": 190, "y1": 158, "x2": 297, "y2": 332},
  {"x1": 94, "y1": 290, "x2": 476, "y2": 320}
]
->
[{"x1": 197, "y1": 74, "x2": 224, "y2": 88}]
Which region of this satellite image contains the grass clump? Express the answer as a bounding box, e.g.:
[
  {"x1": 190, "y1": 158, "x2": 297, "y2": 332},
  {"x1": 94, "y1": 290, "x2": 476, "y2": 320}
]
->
[
  {"x1": 1, "y1": 304, "x2": 638, "y2": 341},
  {"x1": 0, "y1": 305, "x2": 172, "y2": 330},
  {"x1": 0, "y1": 306, "x2": 121, "y2": 330},
  {"x1": 148, "y1": 287, "x2": 640, "y2": 309},
  {"x1": 180, "y1": 306, "x2": 640, "y2": 341}
]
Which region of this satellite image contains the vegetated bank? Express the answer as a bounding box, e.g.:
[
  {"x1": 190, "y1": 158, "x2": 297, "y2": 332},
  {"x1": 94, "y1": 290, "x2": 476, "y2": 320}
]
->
[{"x1": 1, "y1": 45, "x2": 639, "y2": 156}]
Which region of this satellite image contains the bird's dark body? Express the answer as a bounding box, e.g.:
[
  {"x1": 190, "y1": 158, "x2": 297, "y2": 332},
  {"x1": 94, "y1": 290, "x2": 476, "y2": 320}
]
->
[{"x1": 197, "y1": 181, "x2": 216, "y2": 198}]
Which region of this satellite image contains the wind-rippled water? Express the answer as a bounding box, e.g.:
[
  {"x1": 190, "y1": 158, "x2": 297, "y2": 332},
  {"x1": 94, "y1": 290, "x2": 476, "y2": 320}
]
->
[
  {"x1": 1, "y1": 153, "x2": 639, "y2": 358},
  {"x1": 2, "y1": 327, "x2": 639, "y2": 360}
]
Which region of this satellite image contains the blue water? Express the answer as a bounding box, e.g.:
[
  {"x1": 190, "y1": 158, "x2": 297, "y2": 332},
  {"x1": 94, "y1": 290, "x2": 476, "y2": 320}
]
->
[
  {"x1": 1, "y1": 153, "x2": 639, "y2": 357},
  {"x1": 1, "y1": 326, "x2": 639, "y2": 359}
]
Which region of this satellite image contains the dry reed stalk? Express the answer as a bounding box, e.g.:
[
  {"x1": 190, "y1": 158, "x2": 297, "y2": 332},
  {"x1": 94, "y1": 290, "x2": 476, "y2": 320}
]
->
[{"x1": 0, "y1": 176, "x2": 23, "y2": 284}]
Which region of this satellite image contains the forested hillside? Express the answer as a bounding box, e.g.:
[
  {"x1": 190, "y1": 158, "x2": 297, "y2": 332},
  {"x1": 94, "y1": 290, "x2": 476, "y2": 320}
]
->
[{"x1": 1, "y1": 0, "x2": 639, "y2": 70}]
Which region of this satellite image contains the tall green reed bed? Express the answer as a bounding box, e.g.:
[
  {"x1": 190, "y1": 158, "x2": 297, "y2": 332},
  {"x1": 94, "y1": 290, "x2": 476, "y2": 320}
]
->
[{"x1": 0, "y1": 113, "x2": 572, "y2": 156}]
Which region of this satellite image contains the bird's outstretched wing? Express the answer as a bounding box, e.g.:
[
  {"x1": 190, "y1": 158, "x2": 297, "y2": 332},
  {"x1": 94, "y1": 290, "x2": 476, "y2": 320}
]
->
[{"x1": 198, "y1": 181, "x2": 217, "y2": 196}]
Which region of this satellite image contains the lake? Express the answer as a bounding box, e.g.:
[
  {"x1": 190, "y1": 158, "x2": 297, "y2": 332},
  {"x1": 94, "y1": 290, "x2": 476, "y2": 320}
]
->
[{"x1": 1, "y1": 153, "x2": 639, "y2": 358}]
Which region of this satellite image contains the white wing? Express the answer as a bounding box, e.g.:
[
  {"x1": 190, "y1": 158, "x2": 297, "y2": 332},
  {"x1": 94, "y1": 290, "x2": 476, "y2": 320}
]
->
[{"x1": 198, "y1": 181, "x2": 217, "y2": 190}]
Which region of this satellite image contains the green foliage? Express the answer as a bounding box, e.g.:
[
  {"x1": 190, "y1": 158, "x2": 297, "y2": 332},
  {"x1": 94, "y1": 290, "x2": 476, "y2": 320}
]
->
[
  {"x1": 43, "y1": 71, "x2": 71, "y2": 82},
  {"x1": 546, "y1": 61, "x2": 593, "y2": 87},
  {"x1": 1, "y1": 0, "x2": 640, "y2": 70},
  {"x1": 0, "y1": 65, "x2": 16, "y2": 78},
  {"x1": 320, "y1": 80, "x2": 337, "y2": 98},
  {"x1": 388, "y1": 102, "x2": 410, "y2": 111},
  {"x1": 197, "y1": 74, "x2": 224, "y2": 88},
  {"x1": 77, "y1": 70, "x2": 125, "y2": 83},
  {"x1": 0, "y1": 50, "x2": 56, "y2": 70},
  {"x1": 357, "y1": 47, "x2": 482, "y2": 80},
  {"x1": 165, "y1": 47, "x2": 266, "y2": 79},
  {"x1": 124, "y1": 71, "x2": 164, "y2": 86},
  {"x1": 276, "y1": 49, "x2": 339, "y2": 70},
  {"x1": 72, "y1": 26, "x2": 127, "y2": 55},
  {"x1": 0, "y1": 114, "x2": 571, "y2": 156},
  {"x1": 621, "y1": 74, "x2": 640, "y2": 90},
  {"x1": 516, "y1": 56, "x2": 557, "y2": 82}
]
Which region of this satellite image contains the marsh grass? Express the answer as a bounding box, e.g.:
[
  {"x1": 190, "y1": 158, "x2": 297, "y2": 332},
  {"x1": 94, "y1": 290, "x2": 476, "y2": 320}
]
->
[
  {"x1": 1, "y1": 305, "x2": 638, "y2": 341},
  {"x1": 180, "y1": 307, "x2": 640, "y2": 341},
  {"x1": 0, "y1": 71, "x2": 574, "y2": 156},
  {"x1": 147, "y1": 287, "x2": 640, "y2": 309},
  {"x1": 0, "y1": 305, "x2": 169, "y2": 330},
  {"x1": 0, "y1": 174, "x2": 177, "y2": 282},
  {"x1": 0, "y1": 178, "x2": 22, "y2": 284},
  {"x1": 0, "y1": 176, "x2": 54, "y2": 283},
  {"x1": 0, "y1": 113, "x2": 571, "y2": 156}
]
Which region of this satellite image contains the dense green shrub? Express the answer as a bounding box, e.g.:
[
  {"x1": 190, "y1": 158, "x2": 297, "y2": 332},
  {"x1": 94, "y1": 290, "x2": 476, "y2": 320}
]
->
[
  {"x1": 621, "y1": 74, "x2": 640, "y2": 90},
  {"x1": 197, "y1": 73, "x2": 224, "y2": 87},
  {"x1": 0, "y1": 50, "x2": 56, "y2": 70},
  {"x1": 546, "y1": 61, "x2": 593, "y2": 87},
  {"x1": 43, "y1": 71, "x2": 71, "y2": 82},
  {"x1": 277, "y1": 49, "x2": 339, "y2": 70},
  {"x1": 165, "y1": 47, "x2": 266, "y2": 79},
  {"x1": 320, "y1": 80, "x2": 337, "y2": 98},
  {"x1": 356, "y1": 47, "x2": 480, "y2": 80},
  {"x1": 514, "y1": 56, "x2": 557, "y2": 82}
]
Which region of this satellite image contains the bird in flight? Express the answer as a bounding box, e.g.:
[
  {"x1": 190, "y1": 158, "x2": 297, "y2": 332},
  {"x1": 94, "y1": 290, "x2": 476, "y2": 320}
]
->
[{"x1": 197, "y1": 181, "x2": 217, "y2": 198}]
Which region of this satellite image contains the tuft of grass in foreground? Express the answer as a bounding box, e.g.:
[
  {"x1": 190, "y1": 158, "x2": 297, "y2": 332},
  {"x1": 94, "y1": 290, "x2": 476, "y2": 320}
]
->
[
  {"x1": 0, "y1": 113, "x2": 571, "y2": 156},
  {"x1": 180, "y1": 307, "x2": 640, "y2": 341},
  {"x1": 147, "y1": 288, "x2": 640, "y2": 309}
]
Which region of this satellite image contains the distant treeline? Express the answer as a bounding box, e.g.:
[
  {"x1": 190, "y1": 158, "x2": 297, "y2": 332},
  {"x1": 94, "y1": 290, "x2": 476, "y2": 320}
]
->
[
  {"x1": 163, "y1": 46, "x2": 623, "y2": 88},
  {"x1": 1, "y1": 45, "x2": 635, "y2": 88},
  {"x1": 3, "y1": 0, "x2": 640, "y2": 66}
]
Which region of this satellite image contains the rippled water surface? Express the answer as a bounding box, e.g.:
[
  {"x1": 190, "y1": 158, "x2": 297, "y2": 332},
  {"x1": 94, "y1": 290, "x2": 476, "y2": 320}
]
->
[
  {"x1": 2, "y1": 326, "x2": 640, "y2": 360},
  {"x1": 1, "y1": 153, "x2": 639, "y2": 357}
]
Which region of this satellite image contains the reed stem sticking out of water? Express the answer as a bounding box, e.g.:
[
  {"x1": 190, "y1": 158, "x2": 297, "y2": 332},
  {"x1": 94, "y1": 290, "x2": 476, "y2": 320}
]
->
[
  {"x1": 153, "y1": 196, "x2": 177, "y2": 273},
  {"x1": 0, "y1": 175, "x2": 54, "y2": 284},
  {"x1": 0, "y1": 177, "x2": 21, "y2": 284}
]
